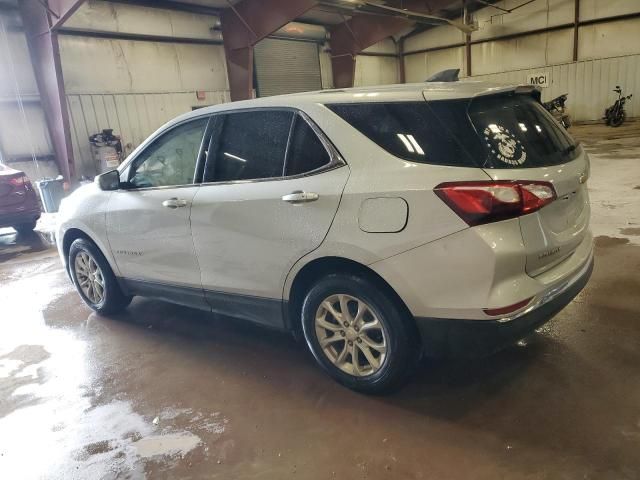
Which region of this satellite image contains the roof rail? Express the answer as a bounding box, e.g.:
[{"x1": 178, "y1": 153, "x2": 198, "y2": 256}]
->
[{"x1": 425, "y1": 69, "x2": 460, "y2": 82}]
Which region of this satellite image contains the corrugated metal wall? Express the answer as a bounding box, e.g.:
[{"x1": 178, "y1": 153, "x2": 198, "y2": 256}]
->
[
  {"x1": 0, "y1": 10, "x2": 56, "y2": 180},
  {"x1": 403, "y1": 0, "x2": 640, "y2": 122},
  {"x1": 59, "y1": 34, "x2": 230, "y2": 177},
  {"x1": 354, "y1": 39, "x2": 399, "y2": 87},
  {"x1": 317, "y1": 39, "x2": 399, "y2": 89},
  {"x1": 66, "y1": 90, "x2": 229, "y2": 178},
  {"x1": 471, "y1": 54, "x2": 640, "y2": 122},
  {"x1": 404, "y1": 47, "x2": 465, "y2": 83},
  {"x1": 355, "y1": 58, "x2": 399, "y2": 86}
]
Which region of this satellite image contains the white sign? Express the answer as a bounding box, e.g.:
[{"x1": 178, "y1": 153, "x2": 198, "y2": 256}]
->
[{"x1": 527, "y1": 71, "x2": 550, "y2": 88}]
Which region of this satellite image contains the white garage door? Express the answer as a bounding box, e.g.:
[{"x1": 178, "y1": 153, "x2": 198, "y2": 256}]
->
[{"x1": 254, "y1": 38, "x2": 322, "y2": 97}]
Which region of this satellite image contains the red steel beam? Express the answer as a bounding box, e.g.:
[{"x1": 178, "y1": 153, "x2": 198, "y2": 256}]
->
[
  {"x1": 19, "y1": 0, "x2": 85, "y2": 180},
  {"x1": 330, "y1": 14, "x2": 411, "y2": 88},
  {"x1": 48, "y1": 0, "x2": 87, "y2": 30},
  {"x1": 221, "y1": 0, "x2": 318, "y2": 101},
  {"x1": 329, "y1": 0, "x2": 457, "y2": 88}
]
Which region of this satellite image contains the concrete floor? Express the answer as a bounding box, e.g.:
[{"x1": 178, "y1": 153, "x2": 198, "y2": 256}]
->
[{"x1": 1, "y1": 122, "x2": 640, "y2": 480}]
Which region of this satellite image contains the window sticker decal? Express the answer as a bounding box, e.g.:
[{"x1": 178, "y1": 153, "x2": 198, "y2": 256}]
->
[{"x1": 483, "y1": 124, "x2": 527, "y2": 166}]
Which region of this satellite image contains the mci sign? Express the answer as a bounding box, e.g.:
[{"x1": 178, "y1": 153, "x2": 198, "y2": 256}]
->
[{"x1": 527, "y1": 71, "x2": 550, "y2": 88}]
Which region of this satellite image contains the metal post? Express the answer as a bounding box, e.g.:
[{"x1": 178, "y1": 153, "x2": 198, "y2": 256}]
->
[
  {"x1": 464, "y1": 0, "x2": 472, "y2": 77},
  {"x1": 19, "y1": 0, "x2": 85, "y2": 181},
  {"x1": 573, "y1": 0, "x2": 580, "y2": 62},
  {"x1": 398, "y1": 37, "x2": 405, "y2": 84}
]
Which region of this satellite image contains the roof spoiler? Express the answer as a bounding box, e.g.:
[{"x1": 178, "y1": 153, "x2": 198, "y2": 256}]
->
[
  {"x1": 425, "y1": 69, "x2": 460, "y2": 82},
  {"x1": 515, "y1": 85, "x2": 542, "y2": 101}
]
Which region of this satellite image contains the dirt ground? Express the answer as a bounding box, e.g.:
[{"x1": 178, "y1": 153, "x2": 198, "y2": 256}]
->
[{"x1": 0, "y1": 121, "x2": 639, "y2": 480}]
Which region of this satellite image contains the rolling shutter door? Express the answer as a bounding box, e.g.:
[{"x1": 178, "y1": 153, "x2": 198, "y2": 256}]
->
[{"x1": 254, "y1": 38, "x2": 322, "y2": 97}]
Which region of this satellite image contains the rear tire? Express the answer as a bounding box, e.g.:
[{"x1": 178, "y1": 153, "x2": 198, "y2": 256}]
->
[
  {"x1": 69, "y1": 238, "x2": 132, "y2": 314},
  {"x1": 610, "y1": 112, "x2": 625, "y2": 127},
  {"x1": 13, "y1": 220, "x2": 37, "y2": 234},
  {"x1": 301, "y1": 273, "x2": 419, "y2": 394}
]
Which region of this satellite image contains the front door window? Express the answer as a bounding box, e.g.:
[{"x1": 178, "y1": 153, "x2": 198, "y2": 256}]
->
[{"x1": 129, "y1": 117, "x2": 208, "y2": 188}]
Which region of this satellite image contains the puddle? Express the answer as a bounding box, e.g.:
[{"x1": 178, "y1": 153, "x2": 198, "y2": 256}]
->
[
  {"x1": 619, "y1": 227, "x2": 640, "y2": 236},
  {"x1": 595, "y1": 236, "x2": 630, "y2": 247}
]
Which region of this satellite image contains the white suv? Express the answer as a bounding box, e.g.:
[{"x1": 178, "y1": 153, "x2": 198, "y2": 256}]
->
[{"x1": 57, "y1": 82, "x2": 593, "y2": 393}]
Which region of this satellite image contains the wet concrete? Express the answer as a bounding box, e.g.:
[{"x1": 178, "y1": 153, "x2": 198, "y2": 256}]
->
[
  {"x1": 1, "y1": 123, "x2": 640, "y2": 479},
  {"x1": 572, "y1": 121, "x2": 640, "y2": 246}
]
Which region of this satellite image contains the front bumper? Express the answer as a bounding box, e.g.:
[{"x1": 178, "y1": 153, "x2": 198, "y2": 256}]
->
[{"x1": 415, "y1": 254, "x2": 594, "y2": 358}]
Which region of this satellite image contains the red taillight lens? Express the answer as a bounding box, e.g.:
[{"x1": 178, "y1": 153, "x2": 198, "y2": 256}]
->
[
  {"x1": 8, "y1": 175, "x2": 29, "y2": 188},
  {"x1": 434, "y1": 181, "x2": 556, "y2": 226}
]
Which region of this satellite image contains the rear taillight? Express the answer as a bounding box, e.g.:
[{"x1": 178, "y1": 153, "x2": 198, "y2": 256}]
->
[
  {"x1": 8, "y1": 175, "x2": 29, "y2": 188},
  {"x1": 434, "y1": 181, "x2": 556, "y2": 226}
]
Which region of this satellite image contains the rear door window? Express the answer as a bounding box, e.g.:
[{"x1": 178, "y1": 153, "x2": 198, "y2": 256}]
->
[
  {"x1": 205, "y1": 110, "x2": 293, "y2": 182},
  {"x1": 284, "y1": 115, "x2": 331, "y2": 176}
]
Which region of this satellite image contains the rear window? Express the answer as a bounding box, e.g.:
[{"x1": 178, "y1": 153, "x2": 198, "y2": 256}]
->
[
  {"x1": 469, "y1": 95, "x2": 578, "y2": 168},
  {"x1": 327, "y1": 101, "x2": 478, "y2": 167},
  {"x1": 327, "y1": 95, "x2": 578, "y2": 169}
]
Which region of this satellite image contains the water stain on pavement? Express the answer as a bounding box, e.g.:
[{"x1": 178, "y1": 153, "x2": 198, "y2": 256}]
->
[{"x1": 619, "y1": 227, "x2": 640, "y2": 236}]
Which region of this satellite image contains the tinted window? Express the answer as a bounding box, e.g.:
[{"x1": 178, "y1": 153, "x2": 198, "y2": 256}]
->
[
  {"x1": 285, "y1": 116, "x2": 330, "y2": 176},
  {"x1": 206, "y1": 110, "x2": 293, "y2": 182},
  {"x1": 129, "y1": 117, "x2": 208, "y2": 188},
  {"x1": 328, "y1": 97, "x2": 578, "y2": 169},
  {"x1": 327, "y1": 102, "x2": 479, "y2": 167},
  {"x1": 469, "y1": 95, "x2": 578, "y2": 168}
]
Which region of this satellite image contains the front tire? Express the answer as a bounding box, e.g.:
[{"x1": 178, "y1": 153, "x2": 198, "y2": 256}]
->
[
  {"x1": 69, "y1": 238, "x2": 132, "y2": 314},
  {"x1": 301, "y1": 273, "x2": 419, "y2": 394}
]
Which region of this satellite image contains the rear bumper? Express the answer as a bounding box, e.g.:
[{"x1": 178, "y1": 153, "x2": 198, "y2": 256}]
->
[
  {"x1": 0, "y1": 208, "x2": 41, "y2": 228},
  {"x1": 415, "y1": 253, "x2": 594, "y2": 358}
]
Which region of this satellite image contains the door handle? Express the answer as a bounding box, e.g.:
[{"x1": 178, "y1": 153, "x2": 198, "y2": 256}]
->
[
  {"x1": 162, "y1": 197, "x2": 188, "y2": 209},
  {"x1": 282, "y1": 191, "x2": 319, "y2": 204}
]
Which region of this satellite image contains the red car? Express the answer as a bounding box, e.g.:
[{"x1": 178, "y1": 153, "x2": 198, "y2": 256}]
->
[{"x1": 0, "y1": 164, "x2": 41, "y2": 233}]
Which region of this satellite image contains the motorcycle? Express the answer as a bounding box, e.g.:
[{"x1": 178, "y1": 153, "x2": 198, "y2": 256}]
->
[
  {"x1": 543, "y1": 93, "x2": 572, "y2": 129},
  {"x1": 604, "y1": 86, "x2": 633, "y2": 127}
]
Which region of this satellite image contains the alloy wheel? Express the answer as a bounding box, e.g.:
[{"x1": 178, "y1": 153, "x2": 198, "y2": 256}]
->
[
  {"x1": 74, "y1": 251, "x2": 105, "y2": 305},
  {"x1": 314, "y1": 294, "x2": 388, "y2": 377}
]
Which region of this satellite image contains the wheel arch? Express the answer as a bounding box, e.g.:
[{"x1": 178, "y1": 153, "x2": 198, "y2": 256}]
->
[
  {"x1": 61, "y1": 228, "x2": 117, "y2": 276},
  {"x1": 286, "y1": 256, "x2": 416, "y2": 340}
]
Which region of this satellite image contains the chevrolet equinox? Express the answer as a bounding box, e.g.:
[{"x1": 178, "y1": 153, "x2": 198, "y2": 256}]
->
[{"x1": 56, "y1": 82, "x2": 593, "y2": 393}]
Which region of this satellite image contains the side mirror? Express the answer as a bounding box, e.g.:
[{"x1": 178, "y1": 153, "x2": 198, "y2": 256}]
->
[{"x1": 95, "y1": 169, "x2": 121, "y2": 191}]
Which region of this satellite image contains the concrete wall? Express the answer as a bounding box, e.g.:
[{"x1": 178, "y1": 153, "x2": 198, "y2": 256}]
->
[
  {"x1": 60, "y1": 1, "x2": 230, "y2": 177},
  {"x1": 403, "y1": 0, "x2": 640, "y2": 121},
  {"x1": 0, "y1": 10, "x2": 57, "y2": 180}
]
